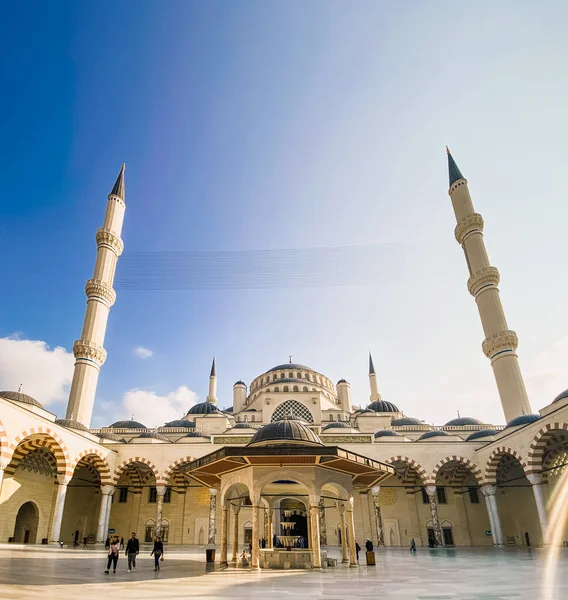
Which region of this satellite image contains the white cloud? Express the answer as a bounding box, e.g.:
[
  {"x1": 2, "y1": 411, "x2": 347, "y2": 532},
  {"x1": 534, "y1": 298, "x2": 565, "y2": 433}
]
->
[
  {"x1": 109, "y1": 385, "x2": 199, "y2": 428},
  {"x1": 0, "y1": 335, "x2": 74, "y2": 406},
  {"x1": 134, "y1": 346, "x2": 153, "y2": 359}
]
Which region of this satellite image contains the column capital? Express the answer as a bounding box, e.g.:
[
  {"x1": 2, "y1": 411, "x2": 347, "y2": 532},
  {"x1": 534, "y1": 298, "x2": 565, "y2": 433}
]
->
[
  {"x1": 101, "y1": 484, "x2": 115, "y2": 496},
  {"x1": 480, "y1": 484, "x2": 497, "y2": 497},
  {"x1": 425, "y1": 485, "x2": 437, "y2": 497},
  {"x1": 209, "y1": 488, "x2": 218, "y2": 496},
  {"x1": 526, "y1": 473, "x2": 545, "y2": 486},
  {"x1": 155, "y1": 484, "x2": 167, "y2": 497},
  {"x1": 57, "y1": 474, "x2": 72, "y2": 486},
  {"x1": 371, "y1": 486, "x2": 380, "y2": 497}
]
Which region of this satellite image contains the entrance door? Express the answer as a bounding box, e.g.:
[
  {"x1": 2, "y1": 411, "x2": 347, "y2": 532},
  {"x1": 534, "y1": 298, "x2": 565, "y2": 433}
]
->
[
  {"x1": 74, "y1": 530, "x2": 80, "y2": 543},
  {"x1": 24, "y1": 530, "x2": 30, "y2": 544},
  {"x1": 524, "y1": 532, "x2": 531, "y2": 547},
  {"x1": 244, "y1": 527, "x2": 252, "y2": 545},
  {"x1": 443, "y1": 527, "x2": 454, "y2": 546}
]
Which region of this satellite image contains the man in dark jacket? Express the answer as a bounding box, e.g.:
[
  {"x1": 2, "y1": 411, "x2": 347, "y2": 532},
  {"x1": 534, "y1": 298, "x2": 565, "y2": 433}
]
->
[
  {"x1": 365, "y1": 539, "x2": 373, "y2": 552},
  {"x1": 125, "y1": 532, "x2": 140, "y2": 572}
]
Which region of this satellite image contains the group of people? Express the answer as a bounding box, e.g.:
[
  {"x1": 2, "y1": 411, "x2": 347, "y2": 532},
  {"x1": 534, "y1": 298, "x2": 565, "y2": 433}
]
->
[{"x1": 104, "y1": 532, "x2": 165, "y2": 574}]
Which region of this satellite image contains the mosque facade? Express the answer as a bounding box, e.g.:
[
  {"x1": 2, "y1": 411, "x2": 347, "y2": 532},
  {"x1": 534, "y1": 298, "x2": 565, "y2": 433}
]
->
[{"x1": 1, "y1": 152, "x2": 567, "y2": 567}]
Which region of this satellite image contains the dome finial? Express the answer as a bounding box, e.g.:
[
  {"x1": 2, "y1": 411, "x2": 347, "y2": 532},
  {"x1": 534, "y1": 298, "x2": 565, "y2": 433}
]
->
[
  {"x1": 18, "y1": 383, "x2": 22, "y2": 392},
  {"x1": 446, "y1": 145, "x2": 451, "y2": 155},
  {"x1": 457, "y1": 410, "x2": 460, "y2": 418},
  {"x1": 289, "y1": 354, "x2": 292, "y2": 364}
]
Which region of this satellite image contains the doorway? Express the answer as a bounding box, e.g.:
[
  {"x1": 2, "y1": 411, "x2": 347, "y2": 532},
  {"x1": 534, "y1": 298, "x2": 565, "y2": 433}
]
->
[
  {"x1": 524, "y1": 532, "x2": 531, "y2": 547},
  {"x1": 14, "y1": 502, "x2": 39, "y2": 544},
  {"x1": 442, "y1": 527, "x2": 454, "y2": 546}
]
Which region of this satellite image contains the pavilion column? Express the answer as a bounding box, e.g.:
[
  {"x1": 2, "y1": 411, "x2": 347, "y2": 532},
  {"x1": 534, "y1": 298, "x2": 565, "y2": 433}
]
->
[
  {"x1": 231, "y1": 502, "x2": 241, "y2": 561},
  {"x1": 154, "y1": 485, "x2": 166, "y2": 539},
  {"x1": 50, "y1": 474, "x2": 71, "y2": 543},
  {"x1": 96, "y1": 485, "x2": 115, "y2": 542},
  {"x1": 263, "y1": 507, "x2": 269, "y2": 543},
  {"x1": 527, "y1": 474, "x2": 549, "y2": 544},
  {"x1": 318, "y1": 497, "x2": 327, "y2": 546},
  {"x1": 251, "y1": 505, "x2": 260, "y2": 568},
  {"x1": 339, "y1": 505, "x2": 349, "y2": 563},
  {"x1": 208, "y1": 489, "x2": 217, "y2": 545},
  {"x1": 267, "y1": 511, "x2": 273, "y2": 549},
  {"x1": 346, "y1": 499, "x2": 358, "y2": 567},
  {"x1": 103, "y1": 485, "x2": 115, "y2": 537},
  {"x1": 425, "y1": 486, "x2": 443, "y2": 546},
  {"x1": 371, "y1": 487, "x2": 385, "y2": 546},
  {"x1": 310, "y1": 502, "x2": 322, "y2": 569},
  {"x1": 220, "y1": 503, "x2": 228, "y2": 565},
  {"x1": 481, "y1": 485, "x2": 503, "y2": 546}
]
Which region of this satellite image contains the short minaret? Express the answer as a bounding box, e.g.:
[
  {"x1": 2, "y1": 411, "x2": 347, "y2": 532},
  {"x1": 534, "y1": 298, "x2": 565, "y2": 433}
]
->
[
  {"x1": 206, "y1": 357, "x2": 218, "y2": 405},
  {"x1": 447, "y1": 148, "x2": 531, "y2": 422},
  {"x1": 65, "y1": 165, "x2": 126, "y2": 427},
  {"x1": 369, "y1": 352, "x2": 381, "y2": 402}
]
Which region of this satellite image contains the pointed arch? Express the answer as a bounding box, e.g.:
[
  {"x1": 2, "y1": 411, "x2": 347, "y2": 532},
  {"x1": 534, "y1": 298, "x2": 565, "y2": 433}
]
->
[
  {"x1": 526, "y1": 422, "x2": 568, "y2": 474},
  {"x1": 160, "y1": 456, "x2": 195, "y2": 486},
  {"x1": 483, "y1": 447, "x2": 526, "y2": 484},
  {"x1": 70, "y1": 449, "x2": 112, "y2": 485},
  {"x1": 112, "y1": 457, "x2": 159, "y2": 485},
  {"x1": 5, "y1": 429, "x2": 70, "y2": 476},
  {"x1": 432, "y1": 456, "x2": 482, "y2": 485},
  {"x1": 0, "y1": 418, "x2": 9, "y2": 462},
  {"x1": 385, "y1": 455, "x2": 430, "y2": 486}
]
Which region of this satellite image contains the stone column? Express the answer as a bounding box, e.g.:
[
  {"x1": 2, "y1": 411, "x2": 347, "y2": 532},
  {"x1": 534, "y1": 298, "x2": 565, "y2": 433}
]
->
[
  {"x1": 371, "y1": 487, "x2": 385, "y2": 546},
  {"x1": 481, "y1": 485, "x2": 503, "y2": 546},
  {"x1": 50, "y1": 475, "x2": 71, "y2": 543},
  {"x1": 231, "y1": 502, "x2": 241, "y2": 561},
  {"x1": 339, "y1": 506, "x2": 349, "y2": 563},
  {"x1": 346, "y1": 500, "x2": 358, "y2": 567},
  {"x1": 103, "y1": 485, "x2": 115, "y2": 537},
  {"x1": 251, "y1": 505, "x2": 260, "y2": 569},
  {"x1": 220, "y1": 503, "x2": 228, "y2": 565},
  {"x1": 425, "y1": 486, "x2": 443, "y2": 546},
  {"x1": 96, "y1": 485, "x2": 114, "y2": 542},
  {"x1": 154, "y1": 485, "x2": 167, "y2": 539},
  {"x1": 527, "y1": 474, "x2": 549, "y2": 544},
  {"x1": 263, "y1": 508, "x2": 269, "y2": 543},
  {"x1": 318, "y1": 497, "x2": 327, "y2": 546},
  {"x1": 267, "y1": 512, "x2": 273, "y2": 549},
  {"x1": 310, "y1": 504, "x2": 322, "y2": 569},
  {"x1": 208, "y1": 489, "x2": 217, "y2": 545}
]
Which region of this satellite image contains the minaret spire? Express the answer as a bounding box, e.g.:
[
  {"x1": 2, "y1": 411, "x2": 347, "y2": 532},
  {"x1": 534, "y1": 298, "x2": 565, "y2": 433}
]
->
[
  {"x1": 447, "y1": 149, "x2": 531, "y2": 422},
  {"x1": 207, "y1": 356, "x2": 218, "y2": 405},
  {"x1": 368, "y1": 352, "x2": 381, "y2": 402},
  {"x1": 65, "y1": 164, "x2": 126, "y2": 427}
]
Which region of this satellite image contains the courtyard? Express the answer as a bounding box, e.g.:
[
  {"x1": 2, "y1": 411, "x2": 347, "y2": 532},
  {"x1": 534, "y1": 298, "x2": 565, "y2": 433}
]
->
[{"x1": 0, "y1": 545, "x2": 566, "y2": 600}]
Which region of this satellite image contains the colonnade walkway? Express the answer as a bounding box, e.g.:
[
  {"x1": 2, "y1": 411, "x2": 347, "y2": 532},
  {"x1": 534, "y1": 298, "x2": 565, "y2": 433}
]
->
[{"x1": 0, "y1": 545, "x2": 567, "y2": 599}]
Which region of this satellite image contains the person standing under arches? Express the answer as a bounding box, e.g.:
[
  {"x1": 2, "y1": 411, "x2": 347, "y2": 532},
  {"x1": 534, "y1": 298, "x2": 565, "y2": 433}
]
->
[
  {"x1": 105, "y1": 536, "x2": 120, "y2": 574},
  {"x1": 151, "y1": 537, "x2": 164, "y2": 571}
]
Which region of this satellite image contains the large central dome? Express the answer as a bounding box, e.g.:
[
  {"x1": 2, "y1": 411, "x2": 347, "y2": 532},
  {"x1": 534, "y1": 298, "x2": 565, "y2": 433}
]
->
[
  {"x1": 247, "y1": 416, "x2": 323, "y2": 447},
  {"x1": 267, "y1": 363, "x2": 312, "y2": 373}
]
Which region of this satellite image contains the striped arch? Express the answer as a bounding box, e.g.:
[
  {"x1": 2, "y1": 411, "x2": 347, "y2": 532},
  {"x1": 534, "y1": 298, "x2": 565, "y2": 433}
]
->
[
  {"x1": 483, "y1": 446, "x2": 526, "y2": 484},
  {"x1": 112, "y1": 457, "x2": 159, "y2": 486},
  {"x1": 432, "y1": 456, "x2": 482, "y2": 485},
  {"x1": 0, "y1": 419, "x2": 9, "y2": 462},
  {"x1": 70, "y1": 449, "x2": 112, "y2": 485},
  {"x1": 526, "y1": 422, "x2": 568, "y2": 474},
  {"x1": 159, "y1": 456, "x2": 195, "y2": 486},
  {"x1": 5, "y1": 428, "x2": 70, "y2": 476},
  {"x1": 385, "y1": 456, "x2": 431, "y2": 486}
]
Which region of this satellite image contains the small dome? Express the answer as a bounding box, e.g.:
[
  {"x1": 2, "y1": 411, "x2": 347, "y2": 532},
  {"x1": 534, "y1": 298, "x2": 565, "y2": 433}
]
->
[
  {"x1": 374, "y1": 429, "x2": 401, "y2": 438},
  {"x1": 391, "y1": 417, "x2": 424, "y2": 426},
  {"x1": 98, "y1": 432, "x2": 126, "y2": 442},
  {"x1": 367, "y1": 400, "x2": 400, "y2": 413},
  {"x1": 444, "y1": 416, "x2": 482, "y2": 427},
  {"x1": 418, "y1": 430, "x2": 449, "y2": 441},
  {"x1": 136, "y1": 431, "x2": 170, "y2": 441},
  {"x1": 55, "y1": 418, "x2": 90, "y2": 432},
  {"x1": 184, "y1": 431, "x2": 211, "y2": 439},
  {"x1": 0, "y1": 390, "x2": 44, "y2": 409},
  {"x1": 110, "y1": 419, "x2": 147, "y2": 429},
  {"x1": 163, "y1": 419, "x2": 195, "y2": 428},
  {"x1": 186, "y1": 402, "x2": 219, "y2": 415},
  {"x1": 506, "y1": 414, "x2": 541, "y2": 429},
  {"x1": 248, "y1": 416, "x2": 322, "y2": 447},
  {"x1": 553, "y1": 389, "x2": 568, "y2": 403},
  {"x1": 232, "y1": 423, "x2": 255, "y2": 429},
  {"x1": 224, "y1": 407, "x2": 234, "y2": 413},
  {"x1": 267, "y1": 363, "x2": 312, "y2": 373},
  {"x1": 234, "y1": 381, "x2": 246, "y2": 387},
  {"x1": 353, "y1": 409, "x2": 375, "y2": 415},
  {"x1": 466, "y1": 429, "x2": 497, "y2": 441},
  {"x1": 321, "y1": 422, "x2": 353, "y2": 430},
  {"x1": 337, "y1": 379, "x2": 348, "y2": 384}
]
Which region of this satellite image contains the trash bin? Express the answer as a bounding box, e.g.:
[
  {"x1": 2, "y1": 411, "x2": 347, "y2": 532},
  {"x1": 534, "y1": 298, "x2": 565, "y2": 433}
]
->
[
  {"x1": 366, "y1": 551, "x2": 376, "y2": 566},
  {"x1": 206, "y1": 548, "x2": 216, "y2": 563}
]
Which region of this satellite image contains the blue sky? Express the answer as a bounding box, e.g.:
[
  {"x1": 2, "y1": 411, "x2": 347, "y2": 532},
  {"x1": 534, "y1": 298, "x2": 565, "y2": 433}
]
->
[{"x1": 2, "y1": 1, "x2": 568, "y2": 427}]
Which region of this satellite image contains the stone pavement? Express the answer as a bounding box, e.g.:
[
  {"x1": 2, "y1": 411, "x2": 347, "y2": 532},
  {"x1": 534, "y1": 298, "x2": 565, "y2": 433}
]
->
[{"x1": 0, "y1": 545, "x2": 566, "y2": 600}]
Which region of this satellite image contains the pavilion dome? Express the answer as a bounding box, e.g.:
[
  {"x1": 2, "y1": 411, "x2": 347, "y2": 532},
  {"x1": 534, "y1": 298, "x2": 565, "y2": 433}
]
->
[
  {"x1": 418, "y1": 430, "x2": 449, "y2": 441},
  {"x1": 0, "y1": 390, "x2": 44, "y2": 409},
  {"x1": 367, "y1": 400, "x2": 399, "y2": 413},
  {"x1": 391, "y1": 417, "x2": 424, "y2": 426},
  {"x1": 444, "y1": 416, "x2": 482, "y2": 427},
  {"x1": 505, "y1": 414, "x2": 541, "y2": 429},
  {"x1": 136, "y1": 431, "x2": 170, "y2": 442},
  {"x1": 374, "y1": 429, "x2": 401, "y2": 438},
  {"x1": 466, "y1": 429, "x2": 497, "y2": 441},
  {"x1": 553, "y1": 389, "x2": 568, "y2": 403},
  {"x1": 186, "y1": 402, "x2": 219, "y2": 415},
  {"x1": 55, "y1": 418, "x2": 90, "y2": 432},
  {"x1": 109, "y1": 419, "x2": 147, "y2": 429},
  {"x1": 247, "y1": 416, "x2": 323, "y2": 447}
]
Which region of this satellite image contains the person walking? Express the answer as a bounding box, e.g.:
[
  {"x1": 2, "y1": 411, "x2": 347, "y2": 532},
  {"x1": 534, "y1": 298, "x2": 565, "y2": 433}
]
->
[
  {"x1": 410, "y1": 538, "x2": 417, "y2": 553},
  {"x1": 120, "y1": 537, "x2": 125, "y2": 550},
  {"x1": 151, "y1": 537, "x2": 164, "y2": 571},
  {"x1": 355, "y1": 541, "x2": 361, "y2": 563},
  {"x1": 82, "y1": 536, "x2": 88, "y2": 549},
  {"x1": 105, "y1": 536, "x2": 110, "y2": 550},
  {"x1": 125, "y1": 532, "x2": 140, "y2": 572},
  {"x1": 105, "y1": 536, "x2": 120, "y2": 574}
]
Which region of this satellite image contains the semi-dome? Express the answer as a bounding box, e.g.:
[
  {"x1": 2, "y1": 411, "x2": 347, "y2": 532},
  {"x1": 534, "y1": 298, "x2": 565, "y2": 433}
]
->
[
  {"x1": 136, "y1": 431, "x2": 170, "y2": 442},
  {"x1": 444, "y1": 416, "x2": 482, "y2": 427},
  {"x1": 418, "y1": 430, "x2": 449, "y2": 440},
  {"x1": 374, "y1": 429, "x2": 401, "y2": 438},
  {"x1": 0, "y1": 390, "x2": 44, "y2": 409},
  {"x1": 466, "y1": 429, "x2": 497, "y2": 441},
  {"x1": 183, "y1": 431, "x2": 211, "y2": 439},
  {"x1": 553, "y1": 389, "x2": 568, "y2": 403},
  {"x1": 321, "y1": 422, "x2": 354, "y2": 430},
  {"x1": 186, "y1": 402, "x2": 219, "y2": 415},
  {"x1": 367, "y1": 400, "x2": 400, "y2": 413},
  {"x1": 163, "y1": 419, "x2": 195, "y2": 428},
  {"x1": 98, "y1": 432, "x2": 126, "y2": 442},
  {"x1": 232, "y1": 423, "x2": 256, "y2": 429},
  {"x1": 110, "y1": 419, "x2": 147, "y2": 429},
  {"x1": 391, "y1": 417, "x2": 424, "y2": 426},
  {"x1": 55, "y1": 418, "x2": 90, "y2": 432},
  {"x1": 267, "y1": 363, "x2": 312, "y2": 373},
  {"x1": 248, "y1": 416, "x2": 322, "y2": 447},
  {"x1": 505, "y1": 414, "x2": 541, "y2": 429},
  {"x1": 354, "y1": 409, "x2": 375, "y2": 415}
]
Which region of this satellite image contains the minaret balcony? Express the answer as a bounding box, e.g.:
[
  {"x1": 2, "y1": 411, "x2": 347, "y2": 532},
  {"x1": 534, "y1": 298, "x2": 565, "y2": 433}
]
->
[
  {"x1": 85, "y1": 279, "x2": 116, "y2": 307},
  {"x1": 73, "y1": 339, "x2": 107, "y2": 367},
  {"x1": 482, "y1": 330, "x2": 519, "y2": 360},
  {"x1": 467, "y1": 267, "x2": 500, "y2": 297},
  {"x1": 96, "y1": 228, "x2": 124, "y2": 256},
  {"x1": 454, "y1": 213, "x2": 484, "y2": 244}
]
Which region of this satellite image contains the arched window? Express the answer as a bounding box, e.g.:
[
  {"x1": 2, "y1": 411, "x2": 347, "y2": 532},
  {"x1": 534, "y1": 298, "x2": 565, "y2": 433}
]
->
[
  {"x1": 283, "y1": 386, "x2": 289, "y2": 392},
  {"x1": 274, "y1": 387, "x2": 279, "y2": 392},
  {"x1": 312, "y1": 388, "x2": 316, "y2": 392},
  {"x1": 289, "y1": 372, "x2": 293, "y2": 378},
  {"x1": 273, "y1": 375, "x2": 277, "y2": 381},
  {"x1": 271, "y1": 400, "x2": 314, "y2": 423},
  {"x1": 250, "y1": 415, "x2": 255, "y2": 422},
  {"x1": 293, "y1": 386, "x2": 299, "y2": 392},
  {"x1": 329, "y1": 414, "x2": 334, "y2": 421},
  {"x1": 302, "y1": 386, "x2": 308, "y2": 392},
  {"x1": 280, "y1": 373, "x2": 284, "y2": 379},
  {"x1": 297, "y1": 372, "x2": 301, "y2": 378},
  {"x1": 266, "y1": 388, "x2": 271, "y2": 392}
]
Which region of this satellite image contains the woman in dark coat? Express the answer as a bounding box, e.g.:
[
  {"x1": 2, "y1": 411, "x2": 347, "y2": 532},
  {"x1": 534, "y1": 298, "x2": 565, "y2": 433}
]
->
[{"x1": 151, "y1": 537, "x2": 164, "y2": 571}]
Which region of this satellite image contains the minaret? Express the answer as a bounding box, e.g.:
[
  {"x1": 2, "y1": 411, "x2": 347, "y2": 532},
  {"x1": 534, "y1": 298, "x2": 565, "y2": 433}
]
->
[
  {"x1": 206, "y1": 356, "x2": 218, "y2": 405},
  {"x1": 447, "y1": 148, "x2": 531, "y2": 422},
  {"x1": 369, "y1": 352, "x2": 381, "y2": 402},
  {"x1": 65, "y1": 164, "x2": 126, "y2": 426}
]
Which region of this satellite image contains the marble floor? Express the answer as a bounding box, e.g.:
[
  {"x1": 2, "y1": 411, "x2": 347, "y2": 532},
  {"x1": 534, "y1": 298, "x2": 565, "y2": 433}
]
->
[{"x1": 0, "y1": 545, "x2": 566, "y2": 600}]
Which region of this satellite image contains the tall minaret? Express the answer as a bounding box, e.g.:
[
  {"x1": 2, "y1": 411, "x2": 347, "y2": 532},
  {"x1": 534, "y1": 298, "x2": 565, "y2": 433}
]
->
[
  {"x1": 447, "y1": 149, "x2": 531, "y2": 422},
  {"x1": 65, "y1": 165, "x2": 126, "y2": 427},
  {"x1": 369, "y1": 352, "x2": 381, "y2": 402},
  {"x1": 206, "y1": 356, "x2": 218, "y2": 405}
]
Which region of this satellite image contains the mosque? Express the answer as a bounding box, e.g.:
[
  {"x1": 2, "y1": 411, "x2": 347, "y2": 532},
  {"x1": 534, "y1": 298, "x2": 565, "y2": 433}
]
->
[{"x1": 0, "y1": 152, "x2": 567, "y2": 569}]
